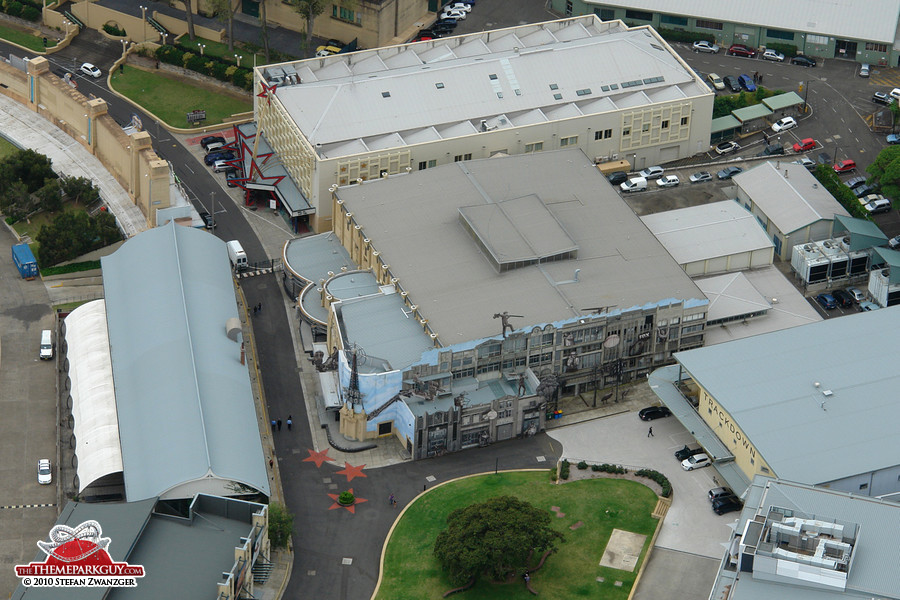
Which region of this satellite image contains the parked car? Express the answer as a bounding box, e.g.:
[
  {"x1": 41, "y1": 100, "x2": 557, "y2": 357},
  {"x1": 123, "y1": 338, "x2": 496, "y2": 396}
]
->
[
  {"x1": 200, "y1": 135, "x2": 226, "y2": 151},
  {"x1": 682, "y1": 453, "x2": 711, "y2": 471},
  {"x1": 692, "y1": 40, "x2": 719, "y2": 53},
  {"x1": 440, "y1": 8, "x2": 466, "y2": 20},
  {"x1": 707, "y1": 73, "x2": 725, "y2": 91},
  {"x1": 722, "y1": 75, "x2": 742, "y2": 93},
  {"x1": 205, "y1": 151, "x2": 234, "y2": 166},
  {"x1": 889, "y1": 236, "x2": 900, "y2": 249},
  {"x1": 638, "y1": 406, "x2": 671, "y2": 421},
  {"x1": 676, "y1": 445, "x2": 704, "y2": 461},
  {"x1": 844, "y1": 176, "x2": 867, "y2": 189},
  {"x1": 315, "y1": 44, "x2": 341, "y2": 57},
  {"x1": 865, "y1": 197, "x2": 892, "y2": 214},
  {"x1": 852, "y1": 184, "x2": 876, "y2": 198},
  {"x1": 859, "y1": 63, "x2": 870, "y2": 77},
  {"x1": 199, "y1": 211, "x2": 215, "y2": 230},
  {"x1": 859, "y1": 301, "x2": 880, "y2": 311},
  {"x1": 793, "y1": 157, "x2": 816, "y2": 170},
  {"x1": 738, "y1": 74, "x2": 756, "y2": 92},
  {"x1": 817, "y1": 152, "x2": 832, "y2": 165},
  {"x1": 792, "y1": 138, "x2": 816, "y2": 152},
  {"x1": 888, "y1": 134, "x2": 900, "y2": 145},
  {"x1": 833, "y1": 159, "x2": 857, "y2": 173},
  {"x1": 690, "y1": 171, "x2": 713, "y2": 183},
  {"x1": 728, "y1": 44, "x2": 755, "y2": 57},
  {"x1": 715, "y1": 140, "x2": 739, "y2": 155},
  {"x1": 790, "y1": 55, "x2": 817, "y2": 67},
  {"x1": 756, "y1": 144, "x2": 784, "y2": 157},
  {"x1": 858, "y1": 193, "x2": 886, "y2": 207},
  {"x1": 815, "y1": 293, "x2": 837, "y2": 310},
  {"x1": 445, "y1": 2, "x2": 472, "y2": 11},
  {"x1": 873, "y1": 92, "x2": 894, "y2": 105},
  {"x1": 213, "y1": 160, "x2": 232, "y2": 173},
  {"x1": 607, "y1": 171, "x2": 628, "y2": 185},
  {"x1": 708, "y1": 486, "x2": 735, "y2": 501},
  {"x1": 762, "y1": 49, "x2": 785, "y2": 62},
  {"x1": 656, "y1": 175, "x2": 680, "y2": 188},
  {"x1": 771, "y1": 117, "x2": 797, "y2": 132},
  {"x1": 717, "y1": 166, "x2": 743, "y2": 180},
  {"x1": 712, "y1": 496, "x2": 743, "y2": 515},
  {"x1": 891, "y1": 88, "x2": 900, "y2": 101},
  {"x1": 831, "y1": 289, "x2": 855, "y2": 308},
  {"x1": 431, "y1": 22, "x2": 457, "y2": 35},
  {"x1": 620, "y1": 177, "x2": 648, "y2": 193},
  {"x1": 847, "y1": 287, "x2": 866, "y2": 301},
  {"x1": 38, "y1": 459, "x2": 52, "y2": 485},
  {"x1": 79, "y1": 62, "x2": 102, "y2": 78},
  {"x1": 639, "y1": 166, "x2": 664, "y2": 178}
]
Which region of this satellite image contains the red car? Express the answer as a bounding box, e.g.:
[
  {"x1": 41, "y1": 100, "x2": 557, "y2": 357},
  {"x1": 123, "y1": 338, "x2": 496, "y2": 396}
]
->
[
  {"x1": 728, "y1": 44, "x2": 755, "y2": 57},
  {"x1": 833, "y1": 160, "x2": 857, "y2": 173},
  {"x1": 792, "y1": 138, "x2": 816, "y2": 152}
]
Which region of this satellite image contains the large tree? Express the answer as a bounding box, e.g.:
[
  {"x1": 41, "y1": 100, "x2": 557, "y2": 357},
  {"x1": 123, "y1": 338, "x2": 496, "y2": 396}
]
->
[
  {"x1": 180, "y1": 0, "x2": 196, "y2": 41},
  {"x1": 207, "y1": 0, "x2": 237, "y2": 52},
  {"x1": 290, "y1": 0, "x2": 327, "y2": 56},
  {"x1": 433, "y1": 495, "x2": 564, "y2": 588}
]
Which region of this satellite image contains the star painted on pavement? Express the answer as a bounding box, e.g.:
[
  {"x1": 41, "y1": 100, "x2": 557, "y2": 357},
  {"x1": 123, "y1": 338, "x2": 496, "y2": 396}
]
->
[
  {"x1": 335, "y1": 462, "x2": 367, "y2": 482},
  {"x1": 327, "y1": 488, "x2": 368, "y2": 513},
  {"x1": 302, "y1": 448, "x2": 334, "y2": 468}
]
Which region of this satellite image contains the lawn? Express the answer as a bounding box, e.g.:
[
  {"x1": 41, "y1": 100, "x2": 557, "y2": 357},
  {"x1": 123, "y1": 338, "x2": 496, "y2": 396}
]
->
[
  {"x1": 0, "y1": 22, "x2": 58, "y2": 52},
  {"x1": 375, "y1": 471, "x2": 660, "y2": 600},
  {"x1": 185, "y1": 37, "x2": 267, "y2": 67},
  {"x1": 109, "y1": 67, "x2": 252, "y2": 128},
  {"x1": 0, "y1": 135, "x2": 20, "y2": 159}
]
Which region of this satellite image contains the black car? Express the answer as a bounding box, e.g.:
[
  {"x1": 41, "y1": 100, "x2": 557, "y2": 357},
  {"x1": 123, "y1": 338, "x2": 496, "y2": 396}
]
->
[
  {"x1": 873, "y1": 92, "x2": 894, "y2": 105},
  {"x1": 832, "y1": 289, "x2": 855, "y2": 308},
  {"x1": 431, "y1": 23, "x2": 457, "y2": 35},
  {"x1": 712, "y1": 496, "x2": 743, "y2": 515},
  {"x1": 675, "y1": 445, "x2": 703, "y2": 461},
  {"x1": 844, "y1": 176, "x2": 867, "y2": 189},
  {"x1": 756, "y1": 144, "x2": 785, "y2": 157},
  {"x1": 200, "y1": 135, "x2": 226, "y2": 151},
  {"x1": 817, "y1": 152, "x2": 832, "y2": 165},
  {"x1": 198, "y1": 211, "x2": 215, "y2": 229},
  {"x1": 790, "y1": 56, "x2": 817, "y2": 67},
  {"x1": 853, "y1": 184, "x2": 876, "y2": 198},
  {"x1": 607, "y1": 171, "x2": 628, "y2": 185},
  {"x1": 205, "y1": 151, "x2": 235, "y2": 166},
  {"x1": 722, "y1": 75, "x2": 742, "y2": 93},
  {"x1": 638, "y1": 406, "x2": 672, "y2": 421},
  {"x1": 717, "y1": 166, "x2": 743, "y2": 180}
]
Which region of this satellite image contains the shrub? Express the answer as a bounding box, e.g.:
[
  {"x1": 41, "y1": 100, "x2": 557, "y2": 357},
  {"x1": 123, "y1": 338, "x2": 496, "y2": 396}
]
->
[
  {"x1": 210, "y1": 61, "x2": 229, "y2": 81},
  {"x1": 635, "y1": 469, "x2": 672, "y2": 498},
  {"x1": 338, "y1": 490, "x2": 355, "y2": 505},
  {"x1": 813, "y1": 164, "x2": 869, "y2": 219},
  {"x1": 40, "y1": 260, "x2": 101, "y2": 277},
  {"x1": 656, "y1": 27, "x2": 715, "y2": 45},
  {"x1": 156, "y1": 45, "x2": 185, "y2": 67},
  {"x1": 102, "y1": 23, "x2": 126, "y2": 37},
  {"x1": 6, "y1": 1, "x2": 23, "y2": 18},
  {"x1": 549, "y1": 467, "x2": 557, "y2": 482},
  {"x1": 577, "y1": 461, "x2": 588, "y2": 470},
  {"x1": 559, "y1": 459, "x2": 570, "y2": 480},
  {"x1": 21, "y1": 4, "x2": 39, "y2": 21},
  {"x1": 765, "y1": 42, "x2": 798, "y2": 58},
  {"x1": 268, "y1": 502, "x2": 294, "y2": 549}
]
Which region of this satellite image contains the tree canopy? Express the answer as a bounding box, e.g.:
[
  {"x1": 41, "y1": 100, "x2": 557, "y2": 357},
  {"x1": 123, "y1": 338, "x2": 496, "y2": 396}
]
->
[
  {"x1": 433, "y1": 495, "x2": 564, "y2": 587},
  {"x1": 36, "y1": 210, "x2": 122, "y2": 267},
  {"x1": 866, "y1": 145, "x2": 900, "y2": 200}
]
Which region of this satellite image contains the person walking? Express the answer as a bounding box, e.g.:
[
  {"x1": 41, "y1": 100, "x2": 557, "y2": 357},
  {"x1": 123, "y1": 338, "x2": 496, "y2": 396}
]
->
[
  {"x1": 277, "y1": 419, "x2": 282, "y2": 431},
  {"x1": 287, "y1": 416, "x2": 293, "y2": 431},
  {"x1": 271, "y1": 419, "x2": 276, "y2": 431},
  {"x1": 257, "y1": 302, "x2": 262, "y2": 313},
  {"x1": 647, "y1": 426, "x2": 654, "y2": 437},
  {"x1": 269, "y1": 458, "x2": 274, "y2": 468},
  {"x1": 389, "y1": 493, "x2": 396, "y2": 506}
]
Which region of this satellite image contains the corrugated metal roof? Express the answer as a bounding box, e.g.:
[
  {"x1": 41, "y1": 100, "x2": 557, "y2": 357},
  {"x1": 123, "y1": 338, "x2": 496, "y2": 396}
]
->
[
  {"x1": 732, "y1": 104, "x2": 773, "y2": 122},
  {"x1": 695, "y1": 272, "x2": 771, "y2": 322},
  {"x1": 101, "y1": 223, "x2": 269, "y2": 501},
  {"x1": 734, "y1": 162, "x2": 850, "y2": 235},
  {"x1": 583, "y1": 0, "x2": 900, "y2": 42},
  {"x1": 674, "y1": 306, "x2": 900, "y2": 485},
  {"x1": 833, "y1": 214, "x2": 889, "y2": 250},
  {"x1": 333, "y1": 149, "x2": 705, "y2": 343},
  {"x1": 762, "y1": 91, "x2": 804, "y2": 111},
  {"x1": 641, "y1": 200, "x2": 773, "y2": 266},
  {"x1": 270, "y1": 16, "x2": 707, "y2": 154},
  {"x1": 711, "y1": 115, "x2": 741, "y2": 133}
]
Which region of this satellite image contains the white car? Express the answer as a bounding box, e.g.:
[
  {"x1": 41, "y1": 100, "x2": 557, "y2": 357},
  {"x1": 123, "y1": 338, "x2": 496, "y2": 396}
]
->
[
  {"x1": 79, "y1": 62, "x2": 102, "y2": 78},
  {"x1": 682, "y1": 453, "x2": 711, "y2": 471},
  {"x1": 692, "y1": 41, "x2": 719, "y2": 54},
  {"x1": 38, "y1": 459, "x2": 52, "y2": 485},
  {"x1": 440, "y1": 8, "x2": 466, "y2": 20},
  {"x1": 847, "y1": 287, "x2": 866, "y2": 301},
  {"x1": 656, "y1": 175, "x2": 680, "y2": 187},
  {"x1": 891, "y1": 88, "x2": 900, "y2": 101},
  {"x1": 762, "y1": 49, "x2": 785, "y2": 62},
  {"x1": 213, "y1": 160, "x2": 232, "y2": 173},
  {"x1": 639, "y1": 165, "x2": 664, "y2": 178},
  {"x1": 771, "y1": 117, "x2": 797, "y2": 133},
  {"x1": 446, "y1": 2, "x2": 472, "y2": 12}
]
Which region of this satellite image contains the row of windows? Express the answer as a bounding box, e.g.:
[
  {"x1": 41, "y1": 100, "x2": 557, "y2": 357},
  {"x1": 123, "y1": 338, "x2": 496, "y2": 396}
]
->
[
  {"x1": 766, "y1": 28, "x2": 794, "y2": 41},
  {"x1": 622, "y1": 117, "x2": 688, "y2": 137},
  {"x1": 332, "y1": 5, "x2": 361, "y2": 25},
  {"x1": 866, "y1": 42, "x2": 889, "y2": 53}
]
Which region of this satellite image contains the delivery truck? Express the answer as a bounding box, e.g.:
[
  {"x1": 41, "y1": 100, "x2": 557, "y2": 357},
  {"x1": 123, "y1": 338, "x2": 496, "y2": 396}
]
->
[{"x1": 226, "y1": 240, "x2": 248, "y2": 271}]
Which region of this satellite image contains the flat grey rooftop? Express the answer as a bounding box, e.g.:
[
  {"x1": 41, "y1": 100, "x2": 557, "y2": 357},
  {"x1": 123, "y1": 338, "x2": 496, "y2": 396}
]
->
[
  {"x1": 334, "y1": 149, "x2": 705, "y2": 344},
  {"x1": 674, "y1": 306, "x2": 900, "y2": 485}
]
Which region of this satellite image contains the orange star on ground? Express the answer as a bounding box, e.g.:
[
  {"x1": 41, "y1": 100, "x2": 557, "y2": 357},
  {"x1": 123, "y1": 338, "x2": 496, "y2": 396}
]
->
[
  {"x1": 335, "y1": 462, "x2": 367, "y2": 482},
  {"x1": 302, "y1": 448, "x2": 334, "y2": 468},
  {"x1": 327, "y1": 488, "x2": 367, "y2": 513}
]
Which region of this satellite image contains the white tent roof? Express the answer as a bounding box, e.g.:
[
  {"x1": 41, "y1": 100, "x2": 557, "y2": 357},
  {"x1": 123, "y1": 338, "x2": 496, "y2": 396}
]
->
[{"x1": 64, "y1": 299, "x2": 123, "y2": 491}]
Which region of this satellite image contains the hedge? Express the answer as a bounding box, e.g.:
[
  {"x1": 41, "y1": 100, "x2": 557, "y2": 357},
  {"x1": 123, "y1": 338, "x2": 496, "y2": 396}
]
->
[
  {"x1": 656, "y1": 27, "x2": 715, "y2": 45},
  {"x1": 155, "y1": 44, "x2": 253, "y2": 91},
  {"x1": 812, "y1": 164, "x2": 870, "y2": 219},
  {"x1": 634, "y1": 468, "x2": 672, "y2": 498},
  {"x1": 765, "y1": 42, "x2": 799, "y2": 58}
]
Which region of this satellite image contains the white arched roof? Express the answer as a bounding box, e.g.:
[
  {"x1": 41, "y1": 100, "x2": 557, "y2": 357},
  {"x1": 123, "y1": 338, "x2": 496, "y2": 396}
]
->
[{"x1": 65, "y1": 299, "x2": 123, "y2": 491}]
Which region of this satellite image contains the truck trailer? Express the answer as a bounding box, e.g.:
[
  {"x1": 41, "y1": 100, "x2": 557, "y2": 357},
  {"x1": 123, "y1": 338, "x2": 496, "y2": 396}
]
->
[{"x1": 12, "y1": 243, "x2": 38, "y2": 279}]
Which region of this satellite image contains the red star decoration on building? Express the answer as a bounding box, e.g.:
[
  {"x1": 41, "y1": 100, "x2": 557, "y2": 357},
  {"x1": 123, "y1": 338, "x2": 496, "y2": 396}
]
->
[
  {"x1": 302, "y1": 448, "x2": 334, "y2": 468},
  {"x1": 327, "y1": 488, "x2": 367, "y2": 513},
  {"x1": 256, "y1": 81, "x2": 278, "y2": 105},
  {"x1": 335, "y1": 462, "x2": 367, "y2": 482}
]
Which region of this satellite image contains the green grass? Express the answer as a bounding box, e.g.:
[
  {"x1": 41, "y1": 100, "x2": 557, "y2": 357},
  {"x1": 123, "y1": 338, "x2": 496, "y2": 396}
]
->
[
  {"x1": 109, "y1": 67, "x2": 252, "y2": 127},
  {"x1": 0, "y1": 23, "x2": 58, "y2": 52},
  {"x1": 375, "y1": 472, "x2": 660, "y2": 600},
  {"x1": 0, "y1": 135, "x2": 20, "y2": 159},
  {"x1": 10, "y1": 202, "x2": 82, "y2": 242},
  {"x1": 185, "y1": 37, "x2": 266, "y2": 66}
]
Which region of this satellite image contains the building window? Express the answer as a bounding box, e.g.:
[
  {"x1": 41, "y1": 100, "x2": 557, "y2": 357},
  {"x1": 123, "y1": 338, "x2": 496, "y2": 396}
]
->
[
  {"x1": 594, "y1": 8, "x2": 614, "y2": 21},
  {"x1": 524, "y1": 142, "x2": 544, "y2": 152},
  {"x1": 622, "y1": 127, "x2": 630, "y2": 136},
  {"x1": 681, "y1": 116, "x2": 689, "y2": 126},
  {"x1": 660, "y1": 14, "x2": 687, "y2": 26},
  {"x1": 464, "y1": 153, "x2": 472, "y2": 160},
  {"x1": 641, "y1": 123, "x2": 650, "y2": 132},
  {"x1": 604, "y1": 129, "x2": 613, "y2": 138},
  {"x1": 625, "y1": 9, "x2": 652, "y2": 21},
  {"x1": 866, "y1": 42, "x2": 889, "y2": 52},
  {"x1": 428, "y1": 159, "x2": 436, "y2": 168},
  {"x1": 661, "y1": 120, "x2": 669, "y2": 129},
  {"x1": 696, "y1": 19, "x2": 723, "y2": 30},
  {"x1": 565, "y1": 0, "x2": 572, "y2": 16},
  {"x1": 766, "y1": 28, "x2": 795, "y2": 41},
  {"x1": 454, "y1": 155, "x2": 463, "y2": 162},
  {"x1": 418, "y1": 161, "x2": 427, "y2": 170},
  {"x1": 333, "y1": 5, "x2": 360, "y2": 24},
  {"x1": 560, "y1": 135, "x2": 577, "y2": 147},
  {"x1": 859, "y1": 483, "x2": 869, "y2": 490},
  {"x1": 807, "y1": 34, "x2": 828, "y2": 45},
  {"x1": 594, "y1": 131, "x2": 602, "y2": 140}
]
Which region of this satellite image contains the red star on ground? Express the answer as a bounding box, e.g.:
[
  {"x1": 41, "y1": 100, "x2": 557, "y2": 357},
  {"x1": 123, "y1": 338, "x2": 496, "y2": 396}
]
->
[
  {"x1": 327, "y1": 488, "x2": 367, "y2": 513},
  {"x1": 335, "y1": 462, "x2": 367, "y2": 482},
  {"x1": 302, "y1": 448, "x2": 334, "y2": 468}
]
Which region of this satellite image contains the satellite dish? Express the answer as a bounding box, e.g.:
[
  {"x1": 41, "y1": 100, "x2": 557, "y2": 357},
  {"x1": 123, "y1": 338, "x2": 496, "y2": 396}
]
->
[
  {"x1": 603, "y1": 334, "x2": 621, "y2": 348},
  {"x1": 485, "y1": 410, "x2": 498, "y2": 421}
]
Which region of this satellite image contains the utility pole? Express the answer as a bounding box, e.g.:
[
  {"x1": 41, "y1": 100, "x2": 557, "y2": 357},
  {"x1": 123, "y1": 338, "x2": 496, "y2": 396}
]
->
[{"x1": 210, "y1": 191, "x2": 215, "y2": 231}]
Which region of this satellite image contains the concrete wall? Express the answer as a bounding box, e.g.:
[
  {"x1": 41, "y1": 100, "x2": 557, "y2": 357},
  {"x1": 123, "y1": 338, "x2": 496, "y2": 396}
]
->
[{"x1": 67, "y1": 1, "x2": 224, "y2": 44}]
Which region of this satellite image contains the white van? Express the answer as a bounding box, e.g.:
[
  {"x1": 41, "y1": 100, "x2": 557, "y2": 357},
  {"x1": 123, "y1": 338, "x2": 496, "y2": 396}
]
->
[
  {"x1": 226, "y1": 240, "x2": 248, "y2": 270},
  {"x1": 620, "y1": 177, "x2": 648, "y2": 193},
  {"x1": 40, "y1": 330, "x2": 53, "y2": 360}
]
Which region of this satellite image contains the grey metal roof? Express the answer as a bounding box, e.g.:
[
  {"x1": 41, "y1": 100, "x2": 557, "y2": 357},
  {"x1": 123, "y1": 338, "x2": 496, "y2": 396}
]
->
[
  {"x1": 762, "y1": 91, "x2": 804, "y2": 111},
  {"x1": 732, "y1": 104, "x2": 773, "y2": 123},
  {"x1": 101, "y1": 223, "x2": 269, "y2": 501},
  {"x1": 284, "y1": 232, "x2": 353, "y2": 285},
  {"x1": 268, "y1": 16, "x2": 708, "y2": 156},
  {"x1": 833, "y1": 214, "x2": 889, "y2": 250},
  {"x1": 734, "y1": 162, "x2": 850, "y2": 235},
  {"x1": 711, "y1": 115, "x2": 741, "y2": 134},
  {"x1": 695, "y1": 271, "x2": 771, "y2": 322},
  {"x1": 717, "y1": 477, "x2": 900, "y2": 600},
  {"x1": 333, "y1": 149, "x2": 705, "y2": 343},
  {"x1": 872, "y1": 247, "x2": 900, "y2": 283},
  {"x1": 674, "y1": 306, "x2": 900, "y2": 485},
  {"x1": 583, "y1": 0, "x2": 900, "y2": 43},
  {"x1": 640, "y1": 200, "x2": 773, "y2": 266}
]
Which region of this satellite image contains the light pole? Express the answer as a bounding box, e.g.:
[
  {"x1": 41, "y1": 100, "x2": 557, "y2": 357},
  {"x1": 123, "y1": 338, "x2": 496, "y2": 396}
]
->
[
  {"x1": 198, "y1": 43, "x2": 206, "y2": 56},
  {"x1": 139, "y1": 5, "x2": 146, "y2": 20},
  {"x1": 234, "y1": 54, "x2": 243, "y2": 67}
]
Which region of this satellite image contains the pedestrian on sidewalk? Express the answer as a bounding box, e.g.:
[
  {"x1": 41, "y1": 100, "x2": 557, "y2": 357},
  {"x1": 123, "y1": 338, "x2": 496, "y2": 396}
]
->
[
  {"x1": 271, "y1": 419, "x2": 276, "y2": 431},
  {"x1": 269, "y1": 458, "x2": 274, "y2": 468},
  {"x1": 389, "y1": 493, "x2": 396, "y2": 506},
  {"x1": 758, "y1": 73, "x2": 764, "y2": 83},
  {"x1": 253, "y1": 304, "x2": 258, "y2": 315},
  {"x1": 277, "y1": 419, "x2": 282, "y2": 431},
  {"x1": 647, "y1": 426, "x2": 654, "y2": 437},
  {"x1": 287, "y1": 416, "x2": 293, "y2": 431}
]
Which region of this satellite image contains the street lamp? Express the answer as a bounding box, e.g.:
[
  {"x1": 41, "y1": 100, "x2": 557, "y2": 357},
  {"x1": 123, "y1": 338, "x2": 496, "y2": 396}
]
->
[
  {"x1": 63, "y1": 20, "x2": 70, "y2": 36},
  {"x1": 159, "y1": 31, "x2": 168, "y2": 45},
  {"x1": 139, "y1": 5, "x2": 146, "y2": 20},
  {"x1": 198, "y1": 43, "x2": 206, "y2": 56},
  {"x1": 234, "y1": 54, "x2": 243, "y2": 67}
]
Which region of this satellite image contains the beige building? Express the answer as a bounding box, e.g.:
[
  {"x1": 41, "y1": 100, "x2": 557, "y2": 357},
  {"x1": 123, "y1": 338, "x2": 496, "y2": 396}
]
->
[{"x1": 252, "y1": 15, "x2": 714, "y2": 232}]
